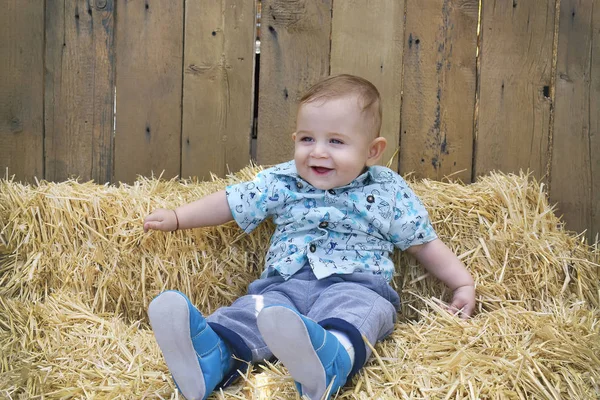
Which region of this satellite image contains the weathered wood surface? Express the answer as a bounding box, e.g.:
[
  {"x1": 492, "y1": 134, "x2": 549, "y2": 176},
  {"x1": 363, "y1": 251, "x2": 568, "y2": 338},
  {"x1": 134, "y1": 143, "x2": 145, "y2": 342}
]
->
[
  {"x1": 593, "y1": 3, "x2": 600, "y2": 243},
  {"x1": 475, "y1": 1, "x2": 555, "y2": 180},
  {"x1": 114, "y1": 0, "x2": 183, "y2": 183},
  {"x1": 45, "y1": 0, "x2": 115, "y2": 182},
  {"x1": 1, "y1": 0, "x2": 599, "y2": 240},
  {"x1": 551, "y1": 0, "x2": 599, "y2": 242},
  {"x1": 330, "y1": 0, "x2": 406, "y2": 168},
  {"x1": 256, "y1": 0, "x2": 332, "y2": 166},
  {"x1": 402, "y1": 0, "x2": 478, "y2": 182},
  {"x1": 182, "y1": 0, "x2": 255, "y2": 180},
  {"x1": 0, "y1": 0, "x2": 44, "y2": 182}
]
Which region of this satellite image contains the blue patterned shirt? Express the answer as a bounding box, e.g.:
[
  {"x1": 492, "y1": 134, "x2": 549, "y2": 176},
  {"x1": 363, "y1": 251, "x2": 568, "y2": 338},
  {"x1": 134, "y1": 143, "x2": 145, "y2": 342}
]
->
[{"x1": 225, "y1": 161, "x2": 437, "y2": 282}]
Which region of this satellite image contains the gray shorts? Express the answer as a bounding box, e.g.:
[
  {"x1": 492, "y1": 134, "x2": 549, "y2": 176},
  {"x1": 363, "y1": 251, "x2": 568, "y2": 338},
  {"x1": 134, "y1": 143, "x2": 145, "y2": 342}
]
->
[{"x1": 207, "y1": 265, "x2": 400, "y2": 371}]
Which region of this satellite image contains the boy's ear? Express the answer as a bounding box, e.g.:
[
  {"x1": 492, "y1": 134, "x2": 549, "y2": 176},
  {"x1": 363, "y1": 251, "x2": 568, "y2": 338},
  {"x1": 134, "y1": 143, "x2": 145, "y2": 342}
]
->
[
  {"x1": 366, "y1": 137, "x2": 387, "y2": 166},
  {"x1": 292, "y1": 132, "x2": 297, "y2": 141}
]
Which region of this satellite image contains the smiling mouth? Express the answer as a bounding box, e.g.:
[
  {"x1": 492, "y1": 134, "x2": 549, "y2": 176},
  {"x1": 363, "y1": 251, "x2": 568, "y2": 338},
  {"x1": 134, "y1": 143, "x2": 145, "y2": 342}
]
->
[{"x1": 311, "y1": 166, "x2": 333, "y2": 175}]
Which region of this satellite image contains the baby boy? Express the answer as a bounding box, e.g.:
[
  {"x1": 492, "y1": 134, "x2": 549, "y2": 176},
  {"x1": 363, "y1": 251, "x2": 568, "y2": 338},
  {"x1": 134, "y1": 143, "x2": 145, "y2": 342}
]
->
[{"x1": 144, "y1": 74, "x2": 476, "y2": 399}]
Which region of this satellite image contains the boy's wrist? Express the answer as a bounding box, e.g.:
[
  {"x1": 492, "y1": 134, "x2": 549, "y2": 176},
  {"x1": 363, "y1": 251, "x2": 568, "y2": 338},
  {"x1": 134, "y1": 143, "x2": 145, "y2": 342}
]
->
[
  {"x1": 452, "y1": 280, "x2": 475, "y2": 292},
  {"x1": 454, "y1": 283, "x2": 474, "y2": 291},
  {"x1": 172, "y1": 209, "x2": 180, "y2": 231}
]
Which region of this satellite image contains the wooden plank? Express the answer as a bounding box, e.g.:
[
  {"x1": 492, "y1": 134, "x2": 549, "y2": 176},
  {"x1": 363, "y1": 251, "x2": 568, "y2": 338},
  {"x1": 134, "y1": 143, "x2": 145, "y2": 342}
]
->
[
  {"x1": 114, "y1": 0, "x2": 183, "y2": 183},
  {"x1": 182, "y1": 0, "x2": 255, "y2": 180},
  {"x1": 475, "y1": 1, "x2": 555, "y2": 180},
  {"x1": 401, "y1": 0, "x2": 478, "y2": 182},
  {"x1": 330, "y1": 0, "x2": 406, "y2": 171},
  {"x1": 0, "y1": 0, "x2": 44, "y2": 183},
  {"x1": 257, "y1": 0, "x2": 332, "y2": 166},
  {"x1": 45, "y1": 0, "x2": 115, "y2": 183},
  {"x1": 550, "y1": 0, "x2": 599, "y2": 242},
  {"x1": 593, "y1": 3, "x2": 600, "y2": 243}
]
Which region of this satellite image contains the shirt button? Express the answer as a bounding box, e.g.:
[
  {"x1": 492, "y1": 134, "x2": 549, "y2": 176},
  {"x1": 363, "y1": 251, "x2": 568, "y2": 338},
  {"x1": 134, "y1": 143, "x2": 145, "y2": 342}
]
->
[
  {"x1": 367, "y1": 195, "x2": 375, "y2": 203},
  {"x1": 319, "y1": 221, "x2": 328, "y2": 228},
  {"x1": 296, "y1": 181, "x2": 303, "y2": 189},
  {"x1": 328, "y1": 189, "x2": 336, "y2": 195},
  {"x1": 309, "y1": 244, "x2": 316, "y2": 252}
]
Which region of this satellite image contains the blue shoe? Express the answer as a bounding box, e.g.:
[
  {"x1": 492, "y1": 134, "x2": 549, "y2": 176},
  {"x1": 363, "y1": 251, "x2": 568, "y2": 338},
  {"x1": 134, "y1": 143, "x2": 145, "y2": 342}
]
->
[
  {"x1": 148, "y1": 291, "x2": 232, "y2": 400},
  {"x1": 257, "y1": 305, "x2": 352, "y2": 399}
]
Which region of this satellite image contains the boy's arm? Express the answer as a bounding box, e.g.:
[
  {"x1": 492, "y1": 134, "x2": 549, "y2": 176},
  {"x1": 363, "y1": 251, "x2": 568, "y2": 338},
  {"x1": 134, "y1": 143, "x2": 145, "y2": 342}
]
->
[
  {"x1": 144, "y1": 190, "x2": 233, "y2": 232},
  {"x1": 406, "y1": 238, "x2": 475, "y2": 318}
]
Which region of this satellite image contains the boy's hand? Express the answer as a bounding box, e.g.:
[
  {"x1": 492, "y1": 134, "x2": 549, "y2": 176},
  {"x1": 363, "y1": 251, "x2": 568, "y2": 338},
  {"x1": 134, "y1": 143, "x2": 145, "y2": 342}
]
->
[
  {"x1": 448, "y1": 284, "x2": 476, "y2": 319},
  {"x1": 144, "y1": 208, "x2": 178, "y2": 232}
]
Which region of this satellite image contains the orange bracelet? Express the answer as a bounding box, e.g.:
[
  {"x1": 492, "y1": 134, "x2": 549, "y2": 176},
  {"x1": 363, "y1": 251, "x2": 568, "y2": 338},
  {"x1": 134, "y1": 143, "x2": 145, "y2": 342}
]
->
[{"x1": 173, "y1": 209, "x2": 179, "y2": 231}]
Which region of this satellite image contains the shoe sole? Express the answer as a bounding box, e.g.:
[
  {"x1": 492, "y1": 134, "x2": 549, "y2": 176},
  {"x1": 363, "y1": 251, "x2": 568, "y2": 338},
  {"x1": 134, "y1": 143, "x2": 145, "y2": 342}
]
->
[
  {"x1": 257, "y1": 306, "x2": 327, "y2": 399},
  {"x1": 148, "y1": 291, "x2": 206, "y2": 400}
]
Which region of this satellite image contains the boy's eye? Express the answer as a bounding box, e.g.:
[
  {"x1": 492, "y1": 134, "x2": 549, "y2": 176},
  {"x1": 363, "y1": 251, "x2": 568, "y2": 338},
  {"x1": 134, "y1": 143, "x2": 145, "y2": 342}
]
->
[
  {"x1": 330, "y1": 138, "x2": 344, "y2": 145},
  {"x1": 300, "y1": 137, "x2": 313, "y2": 142}
]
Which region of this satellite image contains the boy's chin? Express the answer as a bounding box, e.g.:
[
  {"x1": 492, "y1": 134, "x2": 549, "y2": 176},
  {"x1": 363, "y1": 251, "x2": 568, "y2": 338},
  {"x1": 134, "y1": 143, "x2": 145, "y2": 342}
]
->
[
  {"x1": 304, "y1": 177, "x2": 353, "y2": 191},
  {"x1": 298, "y1": 175, "x2": 335, "y2": 190},
  {"x1": 311, "y1": 182, "x2": 336, "y2": 190}
]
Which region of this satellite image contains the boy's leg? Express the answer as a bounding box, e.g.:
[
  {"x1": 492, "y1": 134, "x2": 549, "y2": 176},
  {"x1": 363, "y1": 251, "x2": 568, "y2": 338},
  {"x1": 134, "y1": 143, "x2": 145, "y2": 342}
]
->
[
  {"x1": 206, "y1": 288, "x2": 297, "y2": 363},
  {"x1": 257, "y1": 305, "x2": 353, "y2": 400},
  {"x1": 307, "y1": 279, "x2": 398, "y2": 374},
  {"x1": 149, "y1": 270, "x2": 302, "y2": 398},
  {"x1": 257, "y1": 277, "x2": 398, "y2": 399},
  {"x1": 148, "y1": 291, "x2": 233, "y2": 400},
  {"x1": 207, "y1": 267, "x2": 316, "y2": 364},
  {"x1": 150, "y1": 287, "x2": 298, "y2": 399}
]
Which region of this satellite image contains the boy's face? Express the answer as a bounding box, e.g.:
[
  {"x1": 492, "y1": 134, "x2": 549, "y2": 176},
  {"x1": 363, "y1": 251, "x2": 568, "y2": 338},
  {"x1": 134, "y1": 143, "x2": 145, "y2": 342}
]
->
[{"x1": 293, "y1": 95, "x2": 386, "y2": 190}]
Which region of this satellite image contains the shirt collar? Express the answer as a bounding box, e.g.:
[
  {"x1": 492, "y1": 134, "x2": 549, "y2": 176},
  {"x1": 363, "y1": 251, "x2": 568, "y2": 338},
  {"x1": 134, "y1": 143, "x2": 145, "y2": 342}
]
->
[{"x1": 271, "y1": 160, "x2": 379, "y2": 190}]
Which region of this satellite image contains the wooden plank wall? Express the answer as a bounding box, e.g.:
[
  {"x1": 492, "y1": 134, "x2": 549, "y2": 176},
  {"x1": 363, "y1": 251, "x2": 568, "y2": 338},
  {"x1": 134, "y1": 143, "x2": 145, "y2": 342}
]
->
[
  {"x1": 0, "y1": 0, "x2": 598, "y2": 243},
  {"x1": 114, "y1": 1, "x2": 183, "y2": 183},
  {"x1": 551, "y1": 0, "x2": 600, "y2": 243},
  {"x1": 182, "y1": 0, "x2": 255, "y2": 180},
  {"x1": 402, "y1": 0, "x2": 478, "y2": 182},
  {"x1": 0, "y1": 0, "x2": 44, "y2": 182},
  {"x1": 476, "y1": 1, "x2": 555, "y2": 181},
  {"x1": 45, "y1": 0, "x2": 116, "y2": 183}
]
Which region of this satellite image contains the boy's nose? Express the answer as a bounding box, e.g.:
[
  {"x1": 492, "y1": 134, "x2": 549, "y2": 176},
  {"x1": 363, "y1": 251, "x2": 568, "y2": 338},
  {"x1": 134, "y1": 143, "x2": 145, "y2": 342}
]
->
[{"x1": 310, "y1": 142, "x2": 328, "y2": 158}]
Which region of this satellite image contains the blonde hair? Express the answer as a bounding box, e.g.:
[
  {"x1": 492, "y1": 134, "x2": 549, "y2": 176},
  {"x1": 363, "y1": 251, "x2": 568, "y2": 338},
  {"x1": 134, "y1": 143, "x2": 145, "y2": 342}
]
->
[{"x1": 300, "y1": 74, "x2": 382, "y2": 137}]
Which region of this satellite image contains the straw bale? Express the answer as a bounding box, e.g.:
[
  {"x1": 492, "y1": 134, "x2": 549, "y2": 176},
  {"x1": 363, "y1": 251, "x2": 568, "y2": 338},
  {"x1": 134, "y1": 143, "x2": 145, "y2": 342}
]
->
[
  {"x1": 396, "y1": 173, "x2": 600, "y2": 318},
  {"x1": 1, "y1": 294, "x2": 598, "y2": 399},
  {"x1": 352, "y1": 298, "x2": 600, "y2": 399},
  {"x1": 0, "y1": 293, "x2": 172, "y2": 399},
  {"x1": 0, "y1": 166, "x2": 273, "y2": 322},
  {"x1": 1, "y1": 167, "x2": 599, "y2": 398}
]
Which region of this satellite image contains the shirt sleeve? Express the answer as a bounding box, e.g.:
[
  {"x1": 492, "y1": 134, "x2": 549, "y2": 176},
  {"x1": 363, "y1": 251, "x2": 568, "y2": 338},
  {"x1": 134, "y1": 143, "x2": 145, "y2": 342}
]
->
[
  {"x1": 388, "y1": 177, "x2": 438, "y2": 250},
  {"x1": 225, "y1": 169, "x2": 275, "y2": 233}
]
